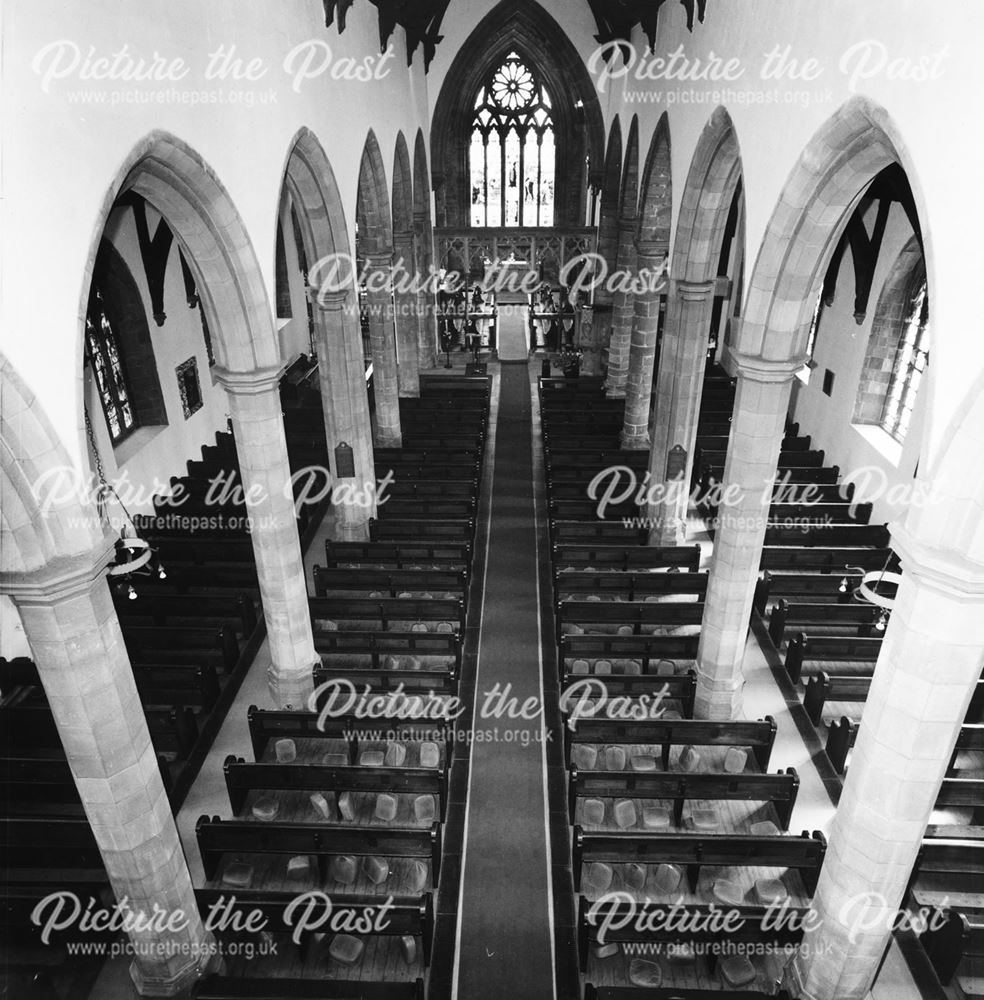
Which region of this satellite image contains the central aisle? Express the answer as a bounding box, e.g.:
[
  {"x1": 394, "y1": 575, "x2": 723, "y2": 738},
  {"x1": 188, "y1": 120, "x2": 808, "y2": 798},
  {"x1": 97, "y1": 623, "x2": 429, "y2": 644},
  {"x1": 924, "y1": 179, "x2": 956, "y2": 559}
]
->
[{"x1": 453, "y1": 361, "x2": 555, "y2": 999}]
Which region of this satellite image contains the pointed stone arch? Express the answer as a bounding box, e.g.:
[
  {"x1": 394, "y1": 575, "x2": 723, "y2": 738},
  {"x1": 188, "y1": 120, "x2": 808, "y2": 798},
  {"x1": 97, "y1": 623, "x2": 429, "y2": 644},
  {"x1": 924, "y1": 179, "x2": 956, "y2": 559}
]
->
[
  {"x1": 358, "y1": 130, "x2": 401, "y2": 445},
  {"x1": 595, "y1": 115, "x2": 623, "y2": 314},
  {"x1": 430, "y1": 0, "x2": 605, "y2": 227},
  {"x1": 80, "y1": 129, "x2": 317, "y2": 706},
  {"x1": 413, "y1": 128, "x2": 439, "y2": 369},
  {"x1": 392, "y1": 131, "x2": 420, "y2": 395},
  {"x1": 606, "y1": 114, "x2": 641, "y2": 396},
  {"x1": 279, "y1": 126, "x2": 376, "y2": 535}
]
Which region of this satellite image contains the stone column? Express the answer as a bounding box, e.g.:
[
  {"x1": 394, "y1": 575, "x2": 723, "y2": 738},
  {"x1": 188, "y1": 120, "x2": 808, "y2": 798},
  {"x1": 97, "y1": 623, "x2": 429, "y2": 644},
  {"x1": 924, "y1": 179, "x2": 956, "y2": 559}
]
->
[
  {"x1": 577, "y1": 304, "x2": 601, "y2": 376},
  {"x1": 364, "y1": 254, "x2": 402, "y2": 448},
  {"x1": 393, "y1": 233, "x2": 421, "y2": 397},
  {"x1": 414, "y1": 217, "x2": 439, "y2": 370},
  {"x1": 605, "y1": 220, "x2": 638, "y2": 398},
  {"x1": 214, "y1": 365, "x2": 317, "y2": 707},
  {"x1": 8, "y1": 541, "x2": 213, "y2": 996},
  {"x1": 310, "y1": 289, "x2": 376, "y2": 540},
  {"x1": 645, "y1": 279, "x2": 716, "y2": 546},
  {"x1": 785, "y1": 531, "x2": 984, "y2": 1000},
  {"x1": 694, "y1": 356, "x2": 797, "y2": 718},
  {"x1": 620, "y1": 243, "x2": 667, "y2": 449}
]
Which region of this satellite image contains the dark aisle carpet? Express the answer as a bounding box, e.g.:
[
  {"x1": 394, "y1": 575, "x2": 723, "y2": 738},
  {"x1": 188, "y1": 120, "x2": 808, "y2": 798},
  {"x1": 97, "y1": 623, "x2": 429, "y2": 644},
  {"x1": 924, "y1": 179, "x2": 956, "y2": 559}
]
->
[{"x1": 454, "y1": 362, "x2": 554, "y2": 999}]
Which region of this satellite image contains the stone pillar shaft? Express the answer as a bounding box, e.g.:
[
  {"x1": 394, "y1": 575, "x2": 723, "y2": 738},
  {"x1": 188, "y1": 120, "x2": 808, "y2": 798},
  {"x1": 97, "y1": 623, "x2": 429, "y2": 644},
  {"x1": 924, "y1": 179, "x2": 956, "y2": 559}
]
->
[
  {"x1": 646, "y1": 280, "x2": 716, "y2": 546},
  {"x1": 216, "y1": 366, "x2": 316, "y2": 707},
  {"x1": 312, "y1": 290, "x2": 375, "y2": 540},
  {"x1": 414, "y1": 216, "x2": 439, "y2": 370},
  {"x1": 10, "y1": 547, "x2": 211, "y2": 996},
  {"x1": 621, "y1": 247, "x2": 666, "y2": 449},
  {"x1": 605, "y1": 220, "x2": 638, "y2": 398},
  {"x1": 788, "y1": 540, "x2": 984, "y2": 1000},
  {"x1": 694, "y1": 359, "x2": 796, "y2": 718},
  {"x1": 393, "y1": 234, "x2": 421, "y2": 397},
  {"x1": 578, "y1": 305, "x2": 601, "y2": 376},
  {"x1": 365, "y1": 256, "x2": 402, "y2": 448}
]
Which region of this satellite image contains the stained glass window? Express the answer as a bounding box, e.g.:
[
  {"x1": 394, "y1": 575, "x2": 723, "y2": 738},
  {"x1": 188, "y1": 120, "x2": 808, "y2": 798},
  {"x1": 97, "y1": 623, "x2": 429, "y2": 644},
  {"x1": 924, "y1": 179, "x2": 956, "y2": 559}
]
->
[
  {"x1": 470, "y1": 52, "x2": 554, "y2": 227},
  {"x1": 85, "y1": 286, "x2": 136, "y2": 442},
  {"x1": 881, "y1": 281, "x2": 928, "y2": 444}
]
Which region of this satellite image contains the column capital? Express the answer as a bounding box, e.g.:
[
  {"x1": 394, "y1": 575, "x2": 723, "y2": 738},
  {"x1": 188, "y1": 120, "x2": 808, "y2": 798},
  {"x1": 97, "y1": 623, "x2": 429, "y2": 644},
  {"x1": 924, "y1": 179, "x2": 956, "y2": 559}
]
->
[
  {"x1": 890, "y1": 523, "x2": 984, "y2": 598},
  {"x1": 312, "y1": 288, "x2": 351, "y2": 313},
  {"x1": 364, "y1": 252, "x2": 394, "y2": 272},
  {"x1": 727, "y1": 348, "x2": 803, "y2": 384},
  {"x1": 635, "y1": 240, "x2": 669, "y2": 264},
  {"x1": 212, "y1": 364, "x2": 285, "y2": 396},
  {"x1": 2, "y1": 534, "x2": 118, "y2": 605},
  {"x1": 671, "y1": 278, "x2": 716, "y2": 302}
]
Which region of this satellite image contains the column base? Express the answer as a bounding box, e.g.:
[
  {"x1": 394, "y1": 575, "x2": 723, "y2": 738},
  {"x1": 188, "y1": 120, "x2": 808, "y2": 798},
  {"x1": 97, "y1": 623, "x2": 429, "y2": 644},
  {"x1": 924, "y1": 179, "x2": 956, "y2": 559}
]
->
[
  {"x1": 605, "y1": 386, "x2": 627, "y2": 400},
  {"x1": 129, "y1": 944, "x2": 218, "y2": 998},
  {"x1": 333, "y1": 515, "x2": 371, "y2": 542},
  {"x1": 647, "y1": 518, "x2": 686, "y2": 548},
  {"x1": 267, "y1": 660, "x2": 318, "y2": 710},
  {"x1": 620, "y1": 432, "x2": 651, "y2": 451},
  {"x1": 694, "y1": 667, "x2": 744, "y2": 721},
  {"x1": 376, "y1": 432, "x2": 403, "y2": 449}
]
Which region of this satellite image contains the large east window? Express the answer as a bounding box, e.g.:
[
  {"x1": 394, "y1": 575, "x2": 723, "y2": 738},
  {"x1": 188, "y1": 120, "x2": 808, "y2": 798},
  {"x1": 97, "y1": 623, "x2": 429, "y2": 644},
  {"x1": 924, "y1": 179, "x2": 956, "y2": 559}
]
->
[
  {"x1": 470, "y1": 52, "x2": 555, "y2": 227},
  {"x1": 85, "y1": 285, "x2": 136, "y2": 442},
  {"x1": 881, "y1": 280, "x2": 928, "y2": 444}
]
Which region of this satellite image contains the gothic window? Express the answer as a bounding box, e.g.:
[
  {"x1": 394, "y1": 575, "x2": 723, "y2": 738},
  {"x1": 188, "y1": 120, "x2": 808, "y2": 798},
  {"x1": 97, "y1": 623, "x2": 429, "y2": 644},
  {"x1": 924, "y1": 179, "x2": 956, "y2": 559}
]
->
[
  {"x1": 85, "y1": 285, "x2": 136, "y2": 442},
  {"x1": 470, "y1": 52, "x2": 555, "y2": 227},
  {"x1": 880, "y1": 280, "x2": 928, "y2": 444}
]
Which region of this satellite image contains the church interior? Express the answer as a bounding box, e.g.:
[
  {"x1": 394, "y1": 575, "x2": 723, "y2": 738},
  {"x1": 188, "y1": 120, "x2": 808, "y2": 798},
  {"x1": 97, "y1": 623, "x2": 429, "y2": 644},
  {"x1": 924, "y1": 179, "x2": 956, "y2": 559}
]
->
[{"x1": 2, "y1": 2, "x2": 983, "y2": 1000}]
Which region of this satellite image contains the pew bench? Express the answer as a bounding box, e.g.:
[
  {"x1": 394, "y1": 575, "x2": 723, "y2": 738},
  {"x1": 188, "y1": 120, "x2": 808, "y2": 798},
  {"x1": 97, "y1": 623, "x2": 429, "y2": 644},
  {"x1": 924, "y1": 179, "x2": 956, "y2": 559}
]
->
[
  {"x1": 309, "y1": 596, "x2": 464, "y2": 633},
  {"x1": 196, "y1": 815, "x2": 442, "y2": 888},
  {"x1": 312, "y1": 567, "x2": 468, "y2": 602},
  {"x1": 552, "y1": 545, "x2": 701, "y2": 573},
  {"x1": 557, "y1": 600, "x2": 704, "y2": 645},
  {"x1": 324, "y1": 540, "x2": 472, "y2": 569},
  {"x1": 369, "y1": 518, "x2": 476, "y2": 544},
  {"x1": 569, "y1": 767, "x2": 801, "y2": 830},
  {"x1": 554, "y1": 571, "x2": 708, "y2": 603},
  {"x1": 572, "y1": 827, "x2": 826, "y2": 895},
  {"x1": 803, "y1": 673, "x2": 870, "y2": 726},
  {"x1": 563, "y1": 717, "x2": 777, "y2": 774},
  {"x1": 785, "y1": 634, "x2": 883, "y2": 684},
  {"x1": 223, "y1": 757, "x2": 449, "y2": 824}
]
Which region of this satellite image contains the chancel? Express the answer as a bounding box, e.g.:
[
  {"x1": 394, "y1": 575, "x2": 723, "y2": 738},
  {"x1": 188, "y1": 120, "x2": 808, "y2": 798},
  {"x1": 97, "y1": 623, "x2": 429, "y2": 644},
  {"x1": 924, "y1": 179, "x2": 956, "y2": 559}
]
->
[{"x1": 1, "y1": 3, "x2": 981, "y2": 1000}]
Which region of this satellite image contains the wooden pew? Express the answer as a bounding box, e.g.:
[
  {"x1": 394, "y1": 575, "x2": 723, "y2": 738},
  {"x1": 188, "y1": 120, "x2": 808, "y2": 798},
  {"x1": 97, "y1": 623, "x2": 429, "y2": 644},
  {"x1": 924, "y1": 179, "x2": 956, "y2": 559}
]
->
[
  {"x1": 369, "y1": 518, "x2": 475, "y2": 543},
  {"x1": 753, "y1": 571, "x2": 866, "y2": 615},
  {"x1": 309, "y1": 596, "x2": 464, "y2": 633},
  {"x1": 312, "y1": 567, "x2": 468, "y2": 601},
  {"x1": 563, "y1": 717, "x2": 777, "y2": 773},
  {"x1": 245, "y1": 707, "x2": 452, "y2": 772},
  {"x1": 222, "y1": 757, "x2": 449, "y2": 822},
  {"x1": 375, "y1": 498, "x2": 477, "y2": 520},
  {"x1": 572, "y1": 827, "x2": 826, "y2": 893},
  {"x1": 324, "y1": 540, "x2": 472, "y2": 569},
  {"x1": 760, "y1": 546, "x2": 898, "y2": 573},
  {"x1": 123, "y1": 623, "x2": 240, "y2": 671},
  {"x1": 192, "y1": 888, "x2": 432, "y2": 970},
  {"x1": 577, "y1": 897, "x2": 807, "y2": 973},
  {"x1": 0, "y1": 816, "x2": 104, "y2": 883},
  {"x1": 552, "y1": 544, "x2": 701, "y2": 573},
  {"x1": 1, "y1": 702, "x2": 196, "y2": 768},
  {"x1": 550, "y1": 521, "x2": 649, "y2": 544},
  {"x1": 196, "y1": 815, "x2": 442, "y2": 885},
  {"x1": 560, "y1": 663, "x2": 697, "y2": 715},
  {"x1": 554, "y1": 571, "x2": 708, "y2": 602},
  {"x1": 803, "y1": 673, "x2": 870, "y2": 726},
  {"x1": 312, "y1": 629, "x2": 461, "y2": 673},
  {"x1": 920, "y1": 907, "x2": 984, "y2": 988},
  {"x1": 827, "y1": 719, "x2": 984, "y2": 776},
  {"x1": 556, "y1": 599, "x2": 703, "y2": 644},
  {"x1": 785, "y1": 635, "x2": 883, "y2": 684},
  {"x1": 568, "y1": 767, "x2": 801, "y2": 829},
  {"x1": 760, "y1": 524, "x2": 890, "y2": 548},
  {"x1": 767, "y1": 600, "x2": 882, "y2": 647},
  {"x1": 112, "y1": 590, "x2": 257, "y2": 634}
]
